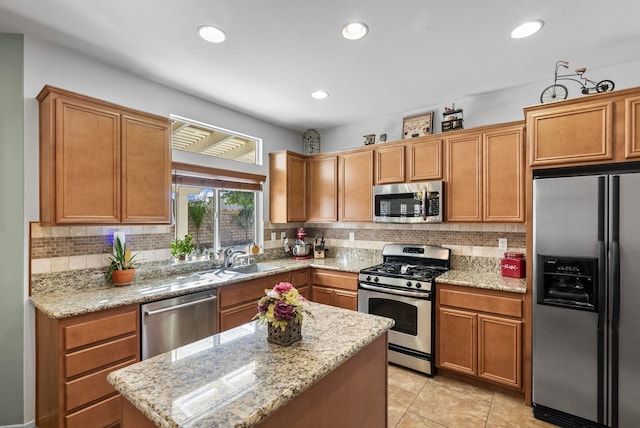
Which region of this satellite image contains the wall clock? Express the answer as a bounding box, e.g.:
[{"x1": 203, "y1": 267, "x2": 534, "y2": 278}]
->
[{"x1": 303, "y1": 129, "x2": 321, "y2": 155}]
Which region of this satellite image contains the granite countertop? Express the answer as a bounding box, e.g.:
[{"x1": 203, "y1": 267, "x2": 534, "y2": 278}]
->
[
  {"x1": 30, "y1": 257, "x2": 373, "y2": 319},
  {"x1": 107, "y1": 303, "x2": 394, "y2": 428},
  {"x1": 436, "y1": 270, "x2": 527, "y2": 294}
]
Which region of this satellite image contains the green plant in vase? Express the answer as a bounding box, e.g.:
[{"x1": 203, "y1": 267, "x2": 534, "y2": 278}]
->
[
  {"x1": 171, "y1": 234, "x2": 195, "y2": 261},
  {"x1": 106, "y1": 237, "x2": 138, "y2": 285}
]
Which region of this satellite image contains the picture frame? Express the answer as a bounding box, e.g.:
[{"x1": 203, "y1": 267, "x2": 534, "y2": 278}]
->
[{"x1": 402, "y1": 111, "x2": 434, "y2": 139}]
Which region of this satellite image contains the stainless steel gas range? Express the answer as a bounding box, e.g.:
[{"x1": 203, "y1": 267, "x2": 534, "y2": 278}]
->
[{"x1": 358, "y1": 243, "x2": 450, "y2": 375}]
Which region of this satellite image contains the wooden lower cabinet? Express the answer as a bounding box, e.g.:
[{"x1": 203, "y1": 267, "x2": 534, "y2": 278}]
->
[
  {"x1": 436, "y1": 283, "x2": 523, "y2": 391},
  {"x1": 36, "y1": 304, "x2": 140, "y2": 428},
  {"x1": 218, "y1": 270, "x2": 310, "y2": 332},
  {"x1": 310, "y1": 268, "x2": 358, "y2": 311}
]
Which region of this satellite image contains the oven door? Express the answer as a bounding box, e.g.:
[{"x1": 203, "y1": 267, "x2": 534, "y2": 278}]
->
[{"x1": 357, "y1": 284, "x2": 432, "y2": 355}]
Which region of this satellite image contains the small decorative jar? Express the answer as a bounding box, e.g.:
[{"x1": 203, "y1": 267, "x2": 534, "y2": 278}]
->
[{"x1": 501, "y1": 252, "x2": 526, "y2": 278}]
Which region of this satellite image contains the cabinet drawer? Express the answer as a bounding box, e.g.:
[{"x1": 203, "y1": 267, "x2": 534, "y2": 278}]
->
[
  {"x1": 311, "y1": 269, "x2": 357, "y2": 291},
  {"x1": 219, "y1": 273, "x2": 289, "y2": 308},
  {"x1": 65, "y1": 309, "x2": 137, "y2": 351},
  {"x1": 65, "y1": 394, "x2": 121, "y2": 428},
  {"x1": 65, "y1": 335, "x2": 137, "y2": 378},
  {"x1": 439, "y1": 288, "x2": 522, "y2": 318},
  {"x1": 65, "y1": 358, "x2": 135, "y2": 412},
  {"x1": 290, "y1": 269, "x2": 309, "y2": 288}
]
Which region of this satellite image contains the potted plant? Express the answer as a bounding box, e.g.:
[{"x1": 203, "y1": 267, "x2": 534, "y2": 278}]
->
[
  {"x1": 188, "y1": 198, "x2": 210, "y2": 258},
  {"x1": 171, "y1": 234, "x2": 195, "y2": 261},
  {"x1": 107, "y1": 237, "x2": 138, "y2": 286}
]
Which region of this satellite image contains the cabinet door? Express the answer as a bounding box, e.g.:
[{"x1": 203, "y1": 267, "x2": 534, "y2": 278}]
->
[
  {"x1": 438, "y1": 307, "x2": 477, "y2": 375},
  {"x1": 407, "y1": 138, "x2": 443, "y2": 181},
  {"x1": 219, "y1": 300, "x2": 258, "y2": 332},
  {"x1": 445, "y1": 133, "x2": 482, "y2": 222},
  {"x1": 339, "y1": 150, "x2": 373, "y2": 222},
  {"x1": 287, "y1": 154, "x2": 307, "y2": 221},
  {"x1": 334, "y1": 289, "x2": 358, "y2": 311},
  {"x1": 55, "y1": 96, "x2": 121, "y2": 223},
  {"x1": 311, "y1": 286, "x2": 335, "y2": 306},
  {"x1": 307, "y1": 155, "x2": 338, "y2": 222},
  {"x1": 375, "y1": 145, "x2": 405, "y2": 184},
  {"x1": 527, "y1": 100, "x2": 613, "y2": 166},
  {"x1": 625, "y1": 95, "x2": 640, "y2": 159},
  {"x1": 290, "y1": 269, "x2": 310, "y2": 289},
  {"x1": 478, "y1": 315, "x2": 522, "y2": 388},
  {"x1": 121, "y1": 114, "x2": 171, "y2": 223},
  {"x1": 483, "y1": 125, "x2": 525, "y2": 222}
]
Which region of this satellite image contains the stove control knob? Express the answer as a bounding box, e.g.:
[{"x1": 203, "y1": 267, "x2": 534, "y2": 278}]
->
[
  {"x1": 374, "y1": 277, "x2": 379, "y2": 283},
  {"x1": 415, "y1": 282, "x2": 422, "y2": 289},
  {"x1": 366, "y1": 276, "x2": 371, "y2": 282},
  {"x1": 406, "y1": 281, "x2": 412, "y2": 287}
]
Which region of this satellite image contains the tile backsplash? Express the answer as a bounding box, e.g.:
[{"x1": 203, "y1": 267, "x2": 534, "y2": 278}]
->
[{"x1": 30, "y1": 221, "x2": 525, "y2": 294}]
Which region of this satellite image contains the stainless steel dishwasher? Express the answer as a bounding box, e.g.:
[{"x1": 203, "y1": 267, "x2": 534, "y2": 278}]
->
[{"x1": 141, "y1": 289, "x2": 217, "y2": 359}]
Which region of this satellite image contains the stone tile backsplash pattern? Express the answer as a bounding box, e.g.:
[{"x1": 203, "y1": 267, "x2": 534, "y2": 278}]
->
[{"x1": 30, "y1": 221, "x2": 525, "y2": 294}]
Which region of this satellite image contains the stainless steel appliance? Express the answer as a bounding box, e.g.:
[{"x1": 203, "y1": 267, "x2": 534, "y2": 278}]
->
[
  {"x1": 532, "y1": 165, "x2": 640, "y2": 427},
  {"x1": 373, "y1": 181, "x2": 443, "y2": 223},
  {"x1": 358, "y1": 243, "x2": 450, "y2": 375},
  {"x1": 141, "y1": 289, "x2": 217, "y2": 359}
]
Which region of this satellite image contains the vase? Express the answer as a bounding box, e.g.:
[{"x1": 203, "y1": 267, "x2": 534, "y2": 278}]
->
[
  {"x1": 267, "y1": 321, "x2": 302, "y2": 346},
  {"x1": 111, "y1": 269, "x2": 135, "y2": 286}
]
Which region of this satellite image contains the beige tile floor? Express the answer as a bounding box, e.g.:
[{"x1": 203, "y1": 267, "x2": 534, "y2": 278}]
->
[{"x1": 388, "y1": 364, "x2": 557, "y2": 428}]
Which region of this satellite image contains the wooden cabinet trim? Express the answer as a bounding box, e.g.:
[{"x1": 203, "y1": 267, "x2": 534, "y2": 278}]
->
[{"x1": 625, "y1": 95, "x2": 640, "y2": 159}]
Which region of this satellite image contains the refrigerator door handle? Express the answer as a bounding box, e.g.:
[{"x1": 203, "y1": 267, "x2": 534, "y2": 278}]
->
[{"x1": 610, "y1": 175, "x2": 620, "y2": 428}]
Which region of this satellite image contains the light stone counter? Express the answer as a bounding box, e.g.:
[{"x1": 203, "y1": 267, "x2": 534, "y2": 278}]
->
[
  {"x1": 436, "y1": 270, "x2": 527, "y2": 294},
  {"x1": 30, "y1": 257, "x2": 373, "y2": 319},
  {"x1": 107, "y1": 303, "x2": 394, "y2": 428}
]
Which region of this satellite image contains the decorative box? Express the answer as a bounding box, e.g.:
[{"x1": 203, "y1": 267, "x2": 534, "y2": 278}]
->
[{"x1": 501, "y1": 252, "x2": 525, "y2": 278}]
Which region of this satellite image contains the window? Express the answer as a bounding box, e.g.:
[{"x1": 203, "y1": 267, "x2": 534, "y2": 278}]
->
[{"x1": 172, "y1": 162, "x2": 265, "y2": 260}]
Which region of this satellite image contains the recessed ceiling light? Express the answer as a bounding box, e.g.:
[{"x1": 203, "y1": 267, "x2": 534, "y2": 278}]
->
[
  {"x1": 342, "y1": 22, "x2": 369, "y2": 40},
  {"x1": 198, "y1": 25, "x2": 226, "y2": 43},
  {"x1": 311, "y1": 90, "x2": 329, "y2": 100},
  {"x1": 511, "y1": 20, "x2": 544, "y2": 39}
]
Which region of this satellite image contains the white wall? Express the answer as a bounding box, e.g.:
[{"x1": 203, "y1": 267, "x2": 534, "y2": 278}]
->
[
  {"x1": 320, "y1": 59, "x2": 640, "y2": 152},
  {"x1": 20, "y1": 34, "x2": 302, "y2": 425}
]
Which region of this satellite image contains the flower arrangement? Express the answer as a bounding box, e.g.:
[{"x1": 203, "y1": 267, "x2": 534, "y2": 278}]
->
[{"x1": 254, "y1": 282, "x2": 312, "y2": 331}]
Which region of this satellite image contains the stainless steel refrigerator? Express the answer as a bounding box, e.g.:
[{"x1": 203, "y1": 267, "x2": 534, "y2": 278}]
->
[{"x1": 532, "y1": 167, "x2": 640, "y2": 427}]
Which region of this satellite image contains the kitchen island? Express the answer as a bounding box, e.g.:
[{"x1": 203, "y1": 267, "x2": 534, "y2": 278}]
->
[{"x1": 107, "y1": 303, "x2": 394, "y2": 428}]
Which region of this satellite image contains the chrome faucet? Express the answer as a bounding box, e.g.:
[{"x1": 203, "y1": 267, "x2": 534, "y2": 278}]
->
[{"x1": 223, "y1": 247, "x2": 247, "y2": 267}]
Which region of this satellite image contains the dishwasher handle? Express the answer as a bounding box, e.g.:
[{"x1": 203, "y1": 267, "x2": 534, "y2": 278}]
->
[{"x1": 143, "y1": 295, "x2": 217, "y2": 317}]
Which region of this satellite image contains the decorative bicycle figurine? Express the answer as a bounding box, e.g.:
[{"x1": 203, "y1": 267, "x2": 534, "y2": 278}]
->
[{"x1": 540, "y1": 60, "x2": 615, "y2": 103}]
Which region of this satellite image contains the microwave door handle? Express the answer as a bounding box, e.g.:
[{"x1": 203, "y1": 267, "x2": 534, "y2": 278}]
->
[{"x1": 422, "y1": 188, "x2": 427, "y2": 220}]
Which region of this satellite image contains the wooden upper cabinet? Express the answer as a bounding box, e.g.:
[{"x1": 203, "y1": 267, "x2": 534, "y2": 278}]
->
[
  {"x1": 269, "y1": 151, "x2": 307, "y2": 223},
  {"x1": 375, "y1": 145, "x2": 405, "y2": 184},
  {"x1": 483, "y1": 124, "x2": 525, "y2": 222},
  {"x1": 446, "y1": 122, "x2": 524, "y2": 223},
  {"x1": 446, "y1": 132, "x2": 482, "y2": 222},
  {"x1": 527, "y1": 100, "x2": 613, "y2": 166},
  {"x1": 625, "y1": 95, "x2": 640, "y2": 159},
  {"x1": 339, "y1": 150, "x2": 373, "y2": 222},
  {"x1": 37, "y1": 85, "x2": 171, "y2": 225},
  {"x1": 121, "y1": 114, "x2": 171, "y2": 223},
  {"x1": 407, "y1": 137, "x2": 443, "y2": 181},
  {"x1": 307, "y1": 154, "x2": 338, "y2": 222}
]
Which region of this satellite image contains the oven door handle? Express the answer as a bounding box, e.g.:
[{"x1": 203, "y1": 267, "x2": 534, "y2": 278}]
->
[{"x1": 359, "y1": 282, "x2": 431, "y2": 299}]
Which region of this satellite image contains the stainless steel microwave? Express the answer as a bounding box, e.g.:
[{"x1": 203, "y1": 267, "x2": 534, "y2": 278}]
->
[{"x1": 373, "y1": 181, "x2": 443, "y2": 223}]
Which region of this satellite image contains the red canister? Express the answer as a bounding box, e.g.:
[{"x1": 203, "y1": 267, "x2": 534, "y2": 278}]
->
[{"x1": 501, "y1": 252, "x2": 525, "y2": 278}]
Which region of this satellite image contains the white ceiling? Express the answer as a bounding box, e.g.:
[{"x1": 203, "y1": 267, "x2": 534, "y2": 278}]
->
[{"x1": 2, "y1": 0, "x2": 640, "y2": 132}]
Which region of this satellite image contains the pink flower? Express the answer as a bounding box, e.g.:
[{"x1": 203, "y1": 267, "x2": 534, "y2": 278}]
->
[
  {"x1": 273, "y1": 282, "x2": 293, "y2": 294},
  {"x1": 273, "y1": 301, "x2": 295, "y2": 321}
]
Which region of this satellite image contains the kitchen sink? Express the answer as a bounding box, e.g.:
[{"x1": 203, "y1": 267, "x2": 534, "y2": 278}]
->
[{"x1": 196, "y1": 263, "x2": 281, "y2": 280}]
